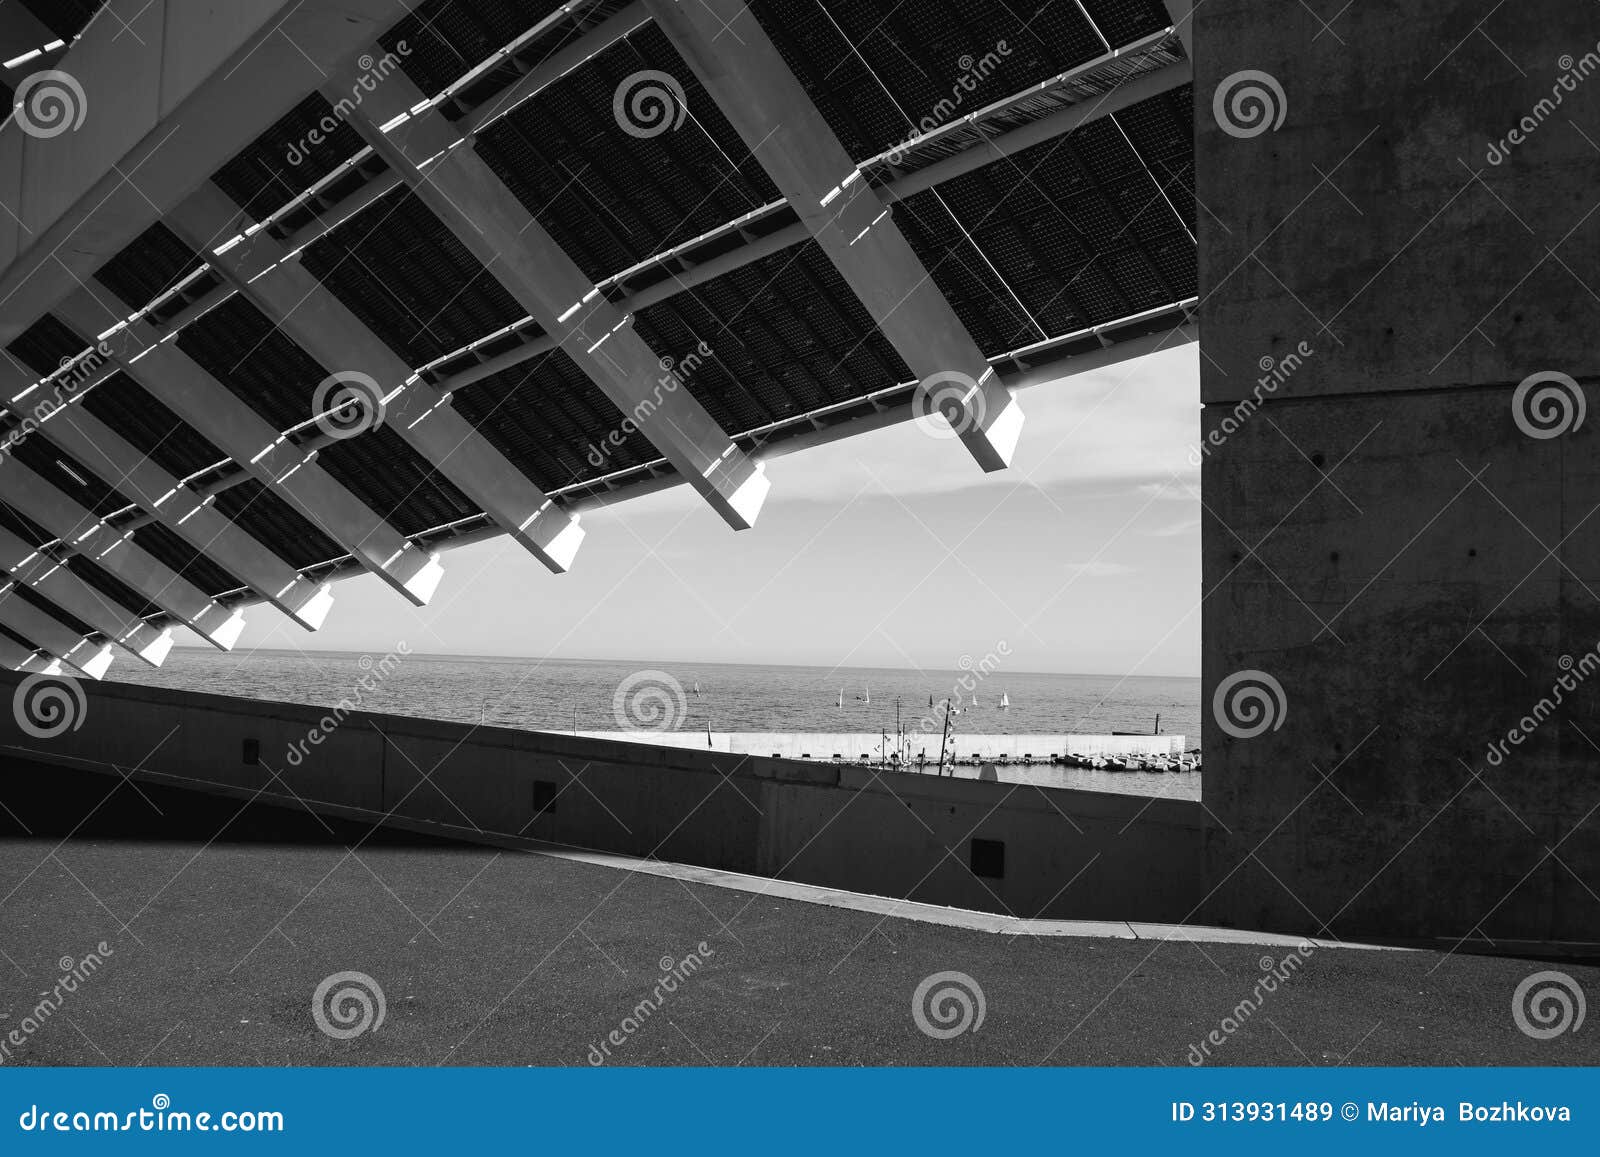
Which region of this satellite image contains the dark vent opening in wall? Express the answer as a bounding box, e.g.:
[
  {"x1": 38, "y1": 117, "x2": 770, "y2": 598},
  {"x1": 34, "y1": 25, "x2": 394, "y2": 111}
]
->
[
  {"x1": 242, "y1": 737, "x2": 260, "y2": 766},
  {"x1": 532, "y1": 779, "x2": 558, "y2": 816},
  {"x1": 970, "y1": 837, "x2": 1005, "y2": 880}
]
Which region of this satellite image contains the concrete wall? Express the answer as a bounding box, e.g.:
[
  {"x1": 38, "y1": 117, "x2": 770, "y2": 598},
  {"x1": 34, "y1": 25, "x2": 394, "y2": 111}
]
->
[
  {"x1": 1196, "y1": 1, "x2": 1600, "y2": 947},
  {"x1": 0, "y1": 673, "x2": 1205, "y2": 923}
]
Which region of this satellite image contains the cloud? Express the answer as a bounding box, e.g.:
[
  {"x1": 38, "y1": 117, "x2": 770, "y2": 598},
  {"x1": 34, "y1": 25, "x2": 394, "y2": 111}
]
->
[
  {"x1": 1143, "y1": 516, "x2": 1201, "y2": 537},
  {"x1": 591, "y1": 344, "x2": 1201, "y2": 522},
  {"x1": 1063, "y1": 560, "x2": 1137, "y2": 577}
]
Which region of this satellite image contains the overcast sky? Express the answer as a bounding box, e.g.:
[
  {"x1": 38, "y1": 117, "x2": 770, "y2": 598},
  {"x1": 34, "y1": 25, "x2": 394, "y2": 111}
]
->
[{"x1": 177, "y1": 344, "x2": 1201, "y2": 677}]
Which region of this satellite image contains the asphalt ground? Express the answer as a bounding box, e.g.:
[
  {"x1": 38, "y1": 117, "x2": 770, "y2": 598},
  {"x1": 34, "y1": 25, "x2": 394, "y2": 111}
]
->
[{"x1": 1, "y1": 763, "x2": 1595, "y2": 1066}]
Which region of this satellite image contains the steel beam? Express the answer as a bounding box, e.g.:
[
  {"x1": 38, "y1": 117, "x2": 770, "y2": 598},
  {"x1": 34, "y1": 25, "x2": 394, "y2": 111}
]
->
[
  {"x1": 0, "y1": 0, "x2": 407, "y2": 345},
  {"x1": 0, "y1": 523, "x2": 172, "y2": 665},
  {"x1": 646, "y1": 0, "x2": 1024, "y2": 473},
  {"x1": 3, "y1": 640, "x2": 54, "y2": 672},
  {"x1": 1162, "y1": 1, "x2": 1194, "y2": 57},
  {"x1": 0, "y1": 583, "x2": 114, "y2": 678},
  {"x1": 0, "y1": 457, "x2": 244, "y2": 650},
  {"x1": 0, "y1": 362, "x2": 334, "y2": 631},
  {"x1": 330, "y1": 64, "x2": 769, "y2": 530},
  {"x1": 53, "y1": 291, "x2": 445, "y2": 607},
  {"x1": 166, "y1": 183, "x2": 584, "y2": 574}
]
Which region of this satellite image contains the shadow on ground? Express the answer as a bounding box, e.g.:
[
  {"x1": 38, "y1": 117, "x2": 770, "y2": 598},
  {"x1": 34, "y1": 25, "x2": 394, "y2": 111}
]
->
[{"x1": 1, "y1": 762, "x2": 1595, "y2": 1067}]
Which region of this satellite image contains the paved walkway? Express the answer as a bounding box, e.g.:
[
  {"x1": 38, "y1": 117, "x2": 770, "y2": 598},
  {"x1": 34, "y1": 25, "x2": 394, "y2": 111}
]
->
[{"x1": 0, "y1": 764, "x2": 1594, "y2": 1066}]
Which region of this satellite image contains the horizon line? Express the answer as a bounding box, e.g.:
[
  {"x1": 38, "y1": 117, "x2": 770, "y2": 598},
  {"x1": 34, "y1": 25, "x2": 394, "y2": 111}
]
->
[{"x1": 160, "y1": 644, "x2": 1200, "y2": 682}]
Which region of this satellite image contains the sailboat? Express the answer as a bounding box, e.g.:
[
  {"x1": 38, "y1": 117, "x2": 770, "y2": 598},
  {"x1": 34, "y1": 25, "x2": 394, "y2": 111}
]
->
[
  {"x1": 836, "y1": 688, "x2": 843, "y2": 709},
  {"x1": 863, "y1": 684, "x2": 870, "y2": 706},
  {"x1": 928, "y1": 694, "x2": 934, "y2": 708},
  {"x1": 692, "y1": 681, "x2": 701, "y2": 697},
  {"x1": 1000, "y1": 693, "x2": 1010, "y2": 710},
  {"x1": 971, "y1": 692, "x2": 979, "y2": 708}
]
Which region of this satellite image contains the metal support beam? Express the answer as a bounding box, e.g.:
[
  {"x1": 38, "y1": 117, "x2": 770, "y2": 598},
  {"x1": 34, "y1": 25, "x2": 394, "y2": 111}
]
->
[
  {"x1": 166, "y1": 183, "x2": 584, "y2": 574},
  {"x1": 53, "y1": 292, "x2": 445, "y2": 607},
  {"x1": 1, "y1": 637, "x2": 51, "y2": 672},
  {"x1": 330, "y1": 64, "x2": 769, "y2": 531},
  {"x1": 0, "y1": 364, "x2": 334, "y2": 632},
  {"x1": 0, "y1": 523, "x2": 172, "y2": 666},
  {"x1": 0, "y1": 457, "x2": 244, "y2": 650},
  {"x1": 646, "y1": 0, "x2": 1024, "y2": 473},
  {"x1": 0, "y1": 584, "x2": 114, "y2": 678},
  {"x1": 0, "y1": 0, "x2": 408, "y2": 345},
  {"x1": 1162, "y1": 0, "x2": 1194, "y2": 57}
]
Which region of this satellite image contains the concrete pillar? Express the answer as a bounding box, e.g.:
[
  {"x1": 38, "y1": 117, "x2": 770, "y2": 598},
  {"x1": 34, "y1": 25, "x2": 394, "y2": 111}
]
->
[{"x1": 1197, "y1": 1, "x2": 1600, "y2": 947}]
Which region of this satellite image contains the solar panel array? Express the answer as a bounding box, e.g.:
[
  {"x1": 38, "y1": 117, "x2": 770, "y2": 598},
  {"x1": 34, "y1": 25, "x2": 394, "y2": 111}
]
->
[{"x1": 1, "y1": 0, "x2": 1194, "y2": 648}]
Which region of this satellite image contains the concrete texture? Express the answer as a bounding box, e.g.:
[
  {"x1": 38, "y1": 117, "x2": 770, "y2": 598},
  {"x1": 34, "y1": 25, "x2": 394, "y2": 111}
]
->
[
  {"x1": 1, "y1": 762, "x2": 1594, "y2": 1067},
  {"x1": 1195, "y1": 1, "x2": 1600, "y2": 946}
]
